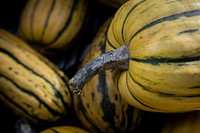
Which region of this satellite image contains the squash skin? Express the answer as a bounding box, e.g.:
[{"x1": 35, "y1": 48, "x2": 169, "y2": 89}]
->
[
  {"x1": 40, "y1": 126, "x2": 90, "y2": 133},
  {"x1": 0, "y1": 29, "x2": 71, "y2": 123},
  {"x1": 106, "y1": 0, "x2": 200, "y2": 112},
  {"x1": 73, "y1": 18, "x2": 144, "y2": 133},
  {"x1": 18, "y1": 0, "x2": 88, "y2": 54}
]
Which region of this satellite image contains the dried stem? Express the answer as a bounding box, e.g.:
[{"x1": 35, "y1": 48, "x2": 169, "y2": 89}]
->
[{"x1": 69, "y1": 45, "x2": 129, "y2": 94}]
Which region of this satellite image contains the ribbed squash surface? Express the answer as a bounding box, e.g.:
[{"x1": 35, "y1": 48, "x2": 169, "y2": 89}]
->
[
  {"x1": 0, "y1": 29, "x2": 71, "y2": 123},
  {"x1": 73, "y1": 18, "x2": 144, "y2": 133},
  {"x1": 18, "y1": 0, "x2": 88, "y2": 53},
  {"x1": 106, "y1": 0, "x2": 200, "y2": 112}
]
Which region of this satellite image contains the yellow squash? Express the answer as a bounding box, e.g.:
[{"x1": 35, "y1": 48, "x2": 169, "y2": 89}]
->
[
  {"x1": 69, "y1": 0, "x2": 200, "y2": 113},
  {"x1": 0, "y1": 29, "x2": 71, "y2": 123},
  {"x1": 73, "y1": 17, "x2": 144, "y2": 133},
  {"x1": 18, "y1": 0, "x2": 89, "y2": 54},
  {"x1": 106, "y1": 0, "x2": 200, "y2": 112}
]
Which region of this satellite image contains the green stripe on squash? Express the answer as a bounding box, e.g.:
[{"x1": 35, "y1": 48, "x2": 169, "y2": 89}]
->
[
  {"x1": 18, "y1": 0, "x2": 89, "y2": 54},
  {"x1": 73, "y1": 17, "x2": 144, "y2": 133},
  {"x1": 69, "y1": 0, "x2": 200, "y2": 113},
  {"x1": 0, "y1": 29, "x2": 71, "y2": 123}
]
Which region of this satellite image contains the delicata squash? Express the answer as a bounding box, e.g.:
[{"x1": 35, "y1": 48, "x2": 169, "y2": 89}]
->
[
  {"x1": 73, "y1": 17, "x2": 144, "y2": 133},
  {"x1": 69, "y1": 0, "x2": 200, "y2": 112},
  {"x1": 0, "y1": 29, "x2": 71, "y2": 123},
  {"x1": 18, "y1": 0, "x2": 89, "y2": 54}
]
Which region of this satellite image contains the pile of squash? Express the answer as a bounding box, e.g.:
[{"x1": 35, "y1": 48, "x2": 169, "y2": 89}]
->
[{"x1": 0, "y1": 0, "x2": 200, "y2": 132}]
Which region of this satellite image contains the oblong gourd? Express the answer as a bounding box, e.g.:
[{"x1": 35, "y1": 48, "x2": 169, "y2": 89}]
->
[
  {"x1": 69, "y1": 0, "x2": 200, "y2": 113},
  {"x1": 18, "y1": 0, "x2": 88, "y2": 54},
  {"x1": 40, "y1": 126, "x2": 90, "y2": 133},
  {"x1": 73, "y1": 17, "x2": 144, "y2": 133},
  {"x1": 0, "y1": 29, "x2": 71, "y2": 123}
]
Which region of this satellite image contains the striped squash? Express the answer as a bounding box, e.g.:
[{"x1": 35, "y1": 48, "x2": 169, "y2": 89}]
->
[
  {"x1": 73, "y1": 18, "x2": 144, "y2": 133},
  {"x1": 0, "y1": 29, "x2": 71, "y2": 123},
  {"x1": 40, "y1": 126, "x2": 90, "y2": 133},
  {"x1": 18, "y1": 0, "x2": 89, "y2": 54},
  {"x1": 96, "y1": 0, "x2": 128, "y2": 9},
  {"x1": 105, "y1": 0, "x2": 200, "y2": 112},
  {"x1": 161, "y1": 111, "x2": 200, "y2": 133},
  {"x1": 69, "y1": 0, "x2": 200, "y2": 113}
]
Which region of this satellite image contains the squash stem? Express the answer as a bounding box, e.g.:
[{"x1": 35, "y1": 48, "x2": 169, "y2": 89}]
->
[{"x1": 69, "y1": 45, "x2": 129, "y2": 94}]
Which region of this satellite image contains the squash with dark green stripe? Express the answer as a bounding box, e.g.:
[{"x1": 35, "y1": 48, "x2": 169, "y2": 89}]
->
[
  {"x1": 18, "y1": 0, "x2": 88, "y2": 54},
  {"x1": 69, "y1": 0, "x2": 200, "y2": 113},
  {"x1": 96, "y1": 0, "x2": 128, "y2": 9},
  {"x1": 0, "y1": 29, "x2": 71, "y2": 123},
  {"x1": 73, "y1": 18, "x2": 144, "y2": 133},
  {"x1": 40, "y1": 126, "x2": 90, "y2": 133}
]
